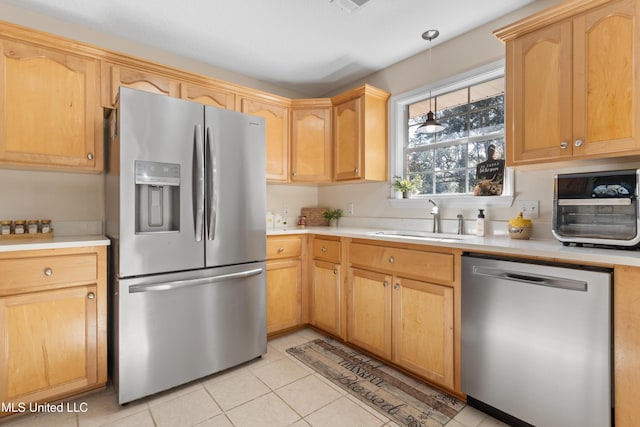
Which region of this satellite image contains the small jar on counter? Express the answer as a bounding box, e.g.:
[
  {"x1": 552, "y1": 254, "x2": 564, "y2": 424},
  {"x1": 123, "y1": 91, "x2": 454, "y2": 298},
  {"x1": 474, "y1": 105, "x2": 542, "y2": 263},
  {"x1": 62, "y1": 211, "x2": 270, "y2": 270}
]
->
[
  {"x1": 1, "y1": 220, "x2": 12, "y2": 235},
  {"x1": 40, "y1": 219, "x2": 52, "y2": 234},
  {"x1": 27, "y1": 220, "x2": 39, "y2": 234},
  {"x1": 14, "y1": 220, "x2": 26, "y2": 234}
]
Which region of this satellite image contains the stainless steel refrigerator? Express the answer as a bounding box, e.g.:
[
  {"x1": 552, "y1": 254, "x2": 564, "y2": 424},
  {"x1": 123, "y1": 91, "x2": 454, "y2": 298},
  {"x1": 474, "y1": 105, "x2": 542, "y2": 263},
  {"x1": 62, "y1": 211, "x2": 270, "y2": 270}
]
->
[{"x1": 105, "y1": 87, "x2": 267, "y2": 404}]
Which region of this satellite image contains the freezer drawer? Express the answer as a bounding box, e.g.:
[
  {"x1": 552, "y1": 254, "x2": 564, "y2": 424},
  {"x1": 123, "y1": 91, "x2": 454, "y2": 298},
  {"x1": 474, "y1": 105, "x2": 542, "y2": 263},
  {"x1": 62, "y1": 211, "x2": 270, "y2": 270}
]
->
[{"x1": 111, "y1": 262, "x2": 266, "y2": 404}]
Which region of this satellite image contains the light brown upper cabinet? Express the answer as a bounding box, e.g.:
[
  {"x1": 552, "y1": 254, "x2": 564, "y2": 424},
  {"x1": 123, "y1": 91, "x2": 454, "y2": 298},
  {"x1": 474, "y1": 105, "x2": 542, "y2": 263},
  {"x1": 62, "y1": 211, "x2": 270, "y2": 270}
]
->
[
  {"x1": 331, "y1": 85, "x2": 390, "y2": 181},
  {"x1": 102, "y1": 62, "x2": 180, "y2": 107},
  {"x1": 0, "y1": 38, "x2": 102, "y2": 172},
  {"x1": 496, "y1": 0, "x2": 640, "y2": 165},
  {"x1": 180, "y1": 82, "x2": 235, "y2": 110},
  {"x1": 290, "y1": 99, "x2": 332, "y2": 183},
  {"x1": 237, "y1": 95, "x2": 291, "y2": 183}
]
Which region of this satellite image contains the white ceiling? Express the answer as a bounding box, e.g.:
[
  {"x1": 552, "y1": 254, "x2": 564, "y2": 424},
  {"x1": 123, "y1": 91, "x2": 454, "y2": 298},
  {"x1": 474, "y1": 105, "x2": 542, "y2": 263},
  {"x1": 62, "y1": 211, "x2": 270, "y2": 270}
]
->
[{"x1": 3, "y1": 0, "x2": 536, "y2": 97}]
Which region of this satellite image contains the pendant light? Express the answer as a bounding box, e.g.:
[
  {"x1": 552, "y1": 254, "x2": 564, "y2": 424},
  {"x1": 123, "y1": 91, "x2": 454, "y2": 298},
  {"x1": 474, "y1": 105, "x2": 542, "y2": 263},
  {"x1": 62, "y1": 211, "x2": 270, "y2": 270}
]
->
[{"x1": 416, "y1": 29, "x2": 444, "y2": 134}]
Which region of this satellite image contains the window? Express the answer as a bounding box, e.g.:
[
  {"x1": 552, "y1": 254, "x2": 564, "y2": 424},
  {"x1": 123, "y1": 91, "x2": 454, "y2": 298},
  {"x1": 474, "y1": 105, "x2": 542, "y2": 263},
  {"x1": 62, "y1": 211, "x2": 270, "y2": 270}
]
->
[{"x1": 391, "y1": 63, "x2": 508, "y2": 198}]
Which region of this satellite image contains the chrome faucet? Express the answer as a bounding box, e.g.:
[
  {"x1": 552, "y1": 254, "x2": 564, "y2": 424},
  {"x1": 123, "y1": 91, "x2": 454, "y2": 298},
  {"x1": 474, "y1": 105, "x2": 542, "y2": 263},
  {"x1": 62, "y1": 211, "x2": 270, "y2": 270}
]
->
[
  {"x1": 428, "y1": 199, "x2": 439, "y2": 233},
  {"x1": 457, "y1": 213, "x2": 464, "y2": 235}
]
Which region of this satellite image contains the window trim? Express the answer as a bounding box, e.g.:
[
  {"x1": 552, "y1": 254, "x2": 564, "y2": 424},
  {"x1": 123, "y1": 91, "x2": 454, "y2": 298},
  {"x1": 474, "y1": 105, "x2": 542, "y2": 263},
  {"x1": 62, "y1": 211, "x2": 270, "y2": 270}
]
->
[{"x1": 388, "y1": 60, "x2": 514, "y2": 207}]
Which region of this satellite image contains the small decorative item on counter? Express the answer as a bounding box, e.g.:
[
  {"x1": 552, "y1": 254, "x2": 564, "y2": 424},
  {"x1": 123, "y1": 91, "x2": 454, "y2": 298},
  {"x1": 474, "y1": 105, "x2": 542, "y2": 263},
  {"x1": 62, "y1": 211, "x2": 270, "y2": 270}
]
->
[
  {"x1": 1, "y1": 220, "x2": 12, "y2": 235},
  {"x1": 508, "y1": 212, "x2": 532, "y2": 240},
  {"x1": 476, "y1": 209, "x2": 486, "y2": 236},
  {"x1": 322, "y1": 209, "x2": 343, "y2": 227},
  {"x1": 27, "y1": 219, "x2": 39, "y2": 234},
  {"x1": 297, "y1": 215, "x2": 307, "y2": 228},
  {"x1": 266, "y1": 212, "x2": 274, "y2": 231},
  {"x1": 41, "y1": 219, "x2": 52, "y2": 234},
  {"x1": 14, "y1": 220, "x2": 26, "y2": 234}
]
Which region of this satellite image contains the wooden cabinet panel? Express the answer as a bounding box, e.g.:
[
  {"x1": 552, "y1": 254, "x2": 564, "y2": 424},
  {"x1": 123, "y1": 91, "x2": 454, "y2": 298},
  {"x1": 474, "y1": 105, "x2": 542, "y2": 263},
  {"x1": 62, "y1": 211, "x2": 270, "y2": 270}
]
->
[
  {"x1": 348, "y1": 268, "x2": 392, "y2": 360},
  {"x1": 614, "y1": 264, "x2": 640, "y2": 426},
  {"x1": 312, "y1": 239, "x2": 341, "y2": 263},
  {"x1": 332, "y1": 85, "x2": 389, "y2": 182},
  {"x1": 392, "y1": 277, "x2": 454, "y2": 388},
  {"x1": 311, "y1": 261, "x2": 341, "y2": 336},
  {"x1": 349, "y1": 242, "x2": 454, "y2": 284},
  {"x1": 290, "y1": 100, "x2": 332, "y2": 182},
  {"x1": 180, "y1": 82, "x2": 235, "y2": 110},
  {"x1": 266, "y1": 259, "x2": 302, "y2": 334},
  {"x1": 238, "y1": 96, "x2": 290, "y2": 183},
  {"x1": 498, "y1": 0, "x2": 640, "y2": 165},
  {"x1": 0, "y1": 246, "x2": 106, "y2": 415},
  {"x1": 0, "y1": 285, "x2": 97, "y2": 402},
  {"x1": 0, "y1": 39, "x2": 101, "y2": 172},
  {"x1": 0, "y1": 254, "x2": 97, "y2": 295},
  {"x1": 103, "y1": 63, "x2": 179, "y2": 106},
  {"x1": 267, "y1": 236, "x2": 302, "y2": 260}
]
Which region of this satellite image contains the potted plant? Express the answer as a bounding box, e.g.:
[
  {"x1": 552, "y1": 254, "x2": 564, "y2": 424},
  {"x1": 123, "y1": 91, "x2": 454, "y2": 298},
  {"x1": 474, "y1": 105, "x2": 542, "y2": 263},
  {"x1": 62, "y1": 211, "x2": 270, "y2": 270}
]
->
[
  {"x1": 392, "y1": 175, "x2": 423, "y2": 198},
  {"x1": 323, "y1": 208, "x2": 343, "y2": 227}
]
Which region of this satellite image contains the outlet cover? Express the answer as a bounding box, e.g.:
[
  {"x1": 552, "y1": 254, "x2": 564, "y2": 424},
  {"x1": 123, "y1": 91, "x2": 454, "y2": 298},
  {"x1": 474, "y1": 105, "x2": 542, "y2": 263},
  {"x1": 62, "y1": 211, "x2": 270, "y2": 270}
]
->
[{"x1": 516, "y1": 200, "x2": 539, "y2": 219}]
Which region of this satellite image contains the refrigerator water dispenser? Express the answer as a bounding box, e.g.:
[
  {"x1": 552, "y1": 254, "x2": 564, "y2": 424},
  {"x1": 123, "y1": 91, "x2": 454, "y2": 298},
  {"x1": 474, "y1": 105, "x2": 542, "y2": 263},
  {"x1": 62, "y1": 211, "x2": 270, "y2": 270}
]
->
[{"x1": 135, "y1": 160, "x2": 180, "y2": 233}]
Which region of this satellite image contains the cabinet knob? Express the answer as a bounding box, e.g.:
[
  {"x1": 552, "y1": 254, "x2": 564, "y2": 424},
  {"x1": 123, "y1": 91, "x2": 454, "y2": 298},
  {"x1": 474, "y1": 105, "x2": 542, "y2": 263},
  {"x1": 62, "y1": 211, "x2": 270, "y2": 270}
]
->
[
  {"x1": 292, "y1": 171, "x2": 297, "y2": 177},
  {"x1": 278, "y1": 247, "x2": 285, "y2": 253},
  {"x1": 87, "y1": 153, "x2": 94, "y2": 160},
  {"x1": 394, "y1": 283, "x2": 400, "y2": 290},
  {"x1": 333, "y1": 268, "x2": 338, "y2": 275},
  {"x1": 383, "y1": 281, "x2": 388, "y2": 287},
  {"x1": 574, "y1": 139, "x2": 583, "y2": 147},
  {"x1": 87, "y1": 292, "x2": 95, "y2": 300},
  {"x1": 560, "y1": 141, "x2": 569, "y2": 149},
  {"x1": 321, "y1": 246, "x2": 327, "y2": 252},
  {"x1": 388, "y1": 256, "x2": 395, "y2": 264},
  {"x1": 44, "y1": 267, "x2": 53, "y2": 276},
  {"x1": 354, "y1": 168, "x2": 359, "y2": 173}
]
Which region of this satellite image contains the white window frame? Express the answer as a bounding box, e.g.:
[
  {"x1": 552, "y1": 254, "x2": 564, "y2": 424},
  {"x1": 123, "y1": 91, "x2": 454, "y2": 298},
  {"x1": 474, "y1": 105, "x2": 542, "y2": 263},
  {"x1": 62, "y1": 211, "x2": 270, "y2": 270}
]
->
[{"x1": 388, "y1": 60, "x2": 513, "y2": 208}]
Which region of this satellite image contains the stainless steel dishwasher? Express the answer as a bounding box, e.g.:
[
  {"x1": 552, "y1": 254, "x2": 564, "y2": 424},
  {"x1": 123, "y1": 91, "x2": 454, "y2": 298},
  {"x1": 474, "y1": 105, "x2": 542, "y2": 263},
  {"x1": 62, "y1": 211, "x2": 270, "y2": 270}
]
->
[{"x1": 461, "y1": 254, "x2": 612, "y2": 427}]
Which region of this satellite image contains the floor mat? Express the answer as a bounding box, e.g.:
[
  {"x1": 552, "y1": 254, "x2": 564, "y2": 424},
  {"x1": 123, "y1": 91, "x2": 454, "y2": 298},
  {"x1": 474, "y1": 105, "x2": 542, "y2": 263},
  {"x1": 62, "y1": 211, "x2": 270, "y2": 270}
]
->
[{"x1": 287, "y1": 336, "x2": 465, "y2": 427}]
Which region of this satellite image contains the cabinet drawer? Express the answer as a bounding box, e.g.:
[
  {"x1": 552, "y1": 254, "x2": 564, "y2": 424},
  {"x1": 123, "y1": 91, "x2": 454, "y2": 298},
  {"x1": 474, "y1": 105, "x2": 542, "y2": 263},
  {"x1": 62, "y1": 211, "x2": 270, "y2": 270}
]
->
[
  {"x1": 349, "y1": 243, "x2": 453, "y2": 283},
  {"x1": 267, "y1": 236, "x2": 302, "y2": 260},
  {"x1": 313, "y1": 239, "x2": 341, "y2": 262},
  {"x1": 0, "y1": 254, "x2": 97, "y2": 294}
]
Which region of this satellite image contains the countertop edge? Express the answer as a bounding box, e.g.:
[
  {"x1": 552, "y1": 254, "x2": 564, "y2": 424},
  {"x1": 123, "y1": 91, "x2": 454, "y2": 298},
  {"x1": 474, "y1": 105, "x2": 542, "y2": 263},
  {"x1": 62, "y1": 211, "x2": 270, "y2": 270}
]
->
[
  {"x1": 268, "y1": 227, "x2": 640, "y2": 268},
  {"x1": 0, "y1": 235, "x2": 111, "y2": 252}
]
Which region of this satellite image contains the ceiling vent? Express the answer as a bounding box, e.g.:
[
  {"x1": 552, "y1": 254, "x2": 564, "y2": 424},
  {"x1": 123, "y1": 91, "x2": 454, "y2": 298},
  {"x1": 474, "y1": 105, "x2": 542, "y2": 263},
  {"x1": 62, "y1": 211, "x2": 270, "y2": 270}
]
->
[{"x1": 330, "y1": 0, "x2": 373, "y2": 14}]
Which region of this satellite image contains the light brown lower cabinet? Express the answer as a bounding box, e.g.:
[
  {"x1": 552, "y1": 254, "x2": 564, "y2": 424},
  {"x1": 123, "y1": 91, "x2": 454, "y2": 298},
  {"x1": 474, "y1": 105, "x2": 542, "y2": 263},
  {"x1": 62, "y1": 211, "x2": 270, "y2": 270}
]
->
[
  {"x1": 310, "y1": 237, "x2": 344, "y2": 338},
  {"x1": 0, "y1": 246, "x2": 107, "y2": 416},
  {"x1": 266, "y1": 235, "x2": 304, "y2": 335},
  {"x1": 347, "y1": 241, "x2": 458, "y2": 391}
]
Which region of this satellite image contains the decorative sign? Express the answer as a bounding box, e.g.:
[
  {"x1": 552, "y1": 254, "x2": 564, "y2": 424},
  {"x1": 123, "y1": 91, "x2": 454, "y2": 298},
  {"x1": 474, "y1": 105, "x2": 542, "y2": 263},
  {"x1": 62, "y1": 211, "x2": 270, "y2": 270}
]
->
[{"x1": 474, "y1": 144, "x2": 504, "y2": 196}]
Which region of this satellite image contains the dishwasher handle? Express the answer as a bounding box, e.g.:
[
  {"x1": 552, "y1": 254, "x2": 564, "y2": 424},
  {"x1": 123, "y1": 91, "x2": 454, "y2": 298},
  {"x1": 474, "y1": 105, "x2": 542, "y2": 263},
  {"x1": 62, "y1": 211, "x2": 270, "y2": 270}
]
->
[
  {"x1": 472, "y1": 266, "x2": 587, "y2": 292},
  {"x1": 129, "y1": 268, "x2": 264, "y2": 293}
]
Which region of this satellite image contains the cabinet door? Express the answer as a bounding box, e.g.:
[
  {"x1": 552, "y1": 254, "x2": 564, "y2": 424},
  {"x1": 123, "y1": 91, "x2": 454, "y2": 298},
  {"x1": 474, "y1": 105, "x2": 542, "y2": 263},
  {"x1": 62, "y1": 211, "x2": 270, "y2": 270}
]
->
[
  {"x1": 311, "y1": 261, "x2": 341, "y2": 336},
  {"x1": 266, "y1": 259, "x2": 301, "y2": 334},
  {"x1": 103, "y1": 63, "x2": 180, "y2": 106},
  {"x1": 347, "y1": 268, "x2": 391, "y2": 359},
  {"x1": 0, "y1": 39, "x2": 101, "y2": 172},
  {"x1": 0, "y1": 285, "x2": 97, "y2": 405},
  {"x1": 392, "y1": 277, "x2": 454, "y2": 389},
  {"x1": 180, "y1": 82, "x2": 235, "y2": 110},
  {"x1": 291, "y1": 106, "x2": 332, "y2": 182},
  {"x1": 572, "y1": 0, "x2": 640, "y2": 157},
  {"x1": 508, "y1": 21, "x2": 573, "y2": 164},
  {"x1": 239, "y1": 97, "x2": 290, "y2": 182},
  {"x1": 333, "y1": 97, "x2": 363, "y2": 181}
]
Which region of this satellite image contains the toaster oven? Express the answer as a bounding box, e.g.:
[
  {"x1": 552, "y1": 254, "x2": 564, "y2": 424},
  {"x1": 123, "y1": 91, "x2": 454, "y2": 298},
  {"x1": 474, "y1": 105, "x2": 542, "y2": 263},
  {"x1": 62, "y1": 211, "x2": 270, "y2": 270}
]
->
[{"x1": 552, "y1": 169, "x2": 640, "y2": 248}]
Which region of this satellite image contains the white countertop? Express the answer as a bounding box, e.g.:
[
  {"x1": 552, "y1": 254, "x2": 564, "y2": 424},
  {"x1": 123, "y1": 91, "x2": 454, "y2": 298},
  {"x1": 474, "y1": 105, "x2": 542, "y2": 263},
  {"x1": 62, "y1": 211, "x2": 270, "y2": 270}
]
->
[
  {"x1": 268, "y1": 226, "x2": 640, "y2": 268},
  {"x1": 0, "y1": 235, "x2": 110, "y2": 252}
]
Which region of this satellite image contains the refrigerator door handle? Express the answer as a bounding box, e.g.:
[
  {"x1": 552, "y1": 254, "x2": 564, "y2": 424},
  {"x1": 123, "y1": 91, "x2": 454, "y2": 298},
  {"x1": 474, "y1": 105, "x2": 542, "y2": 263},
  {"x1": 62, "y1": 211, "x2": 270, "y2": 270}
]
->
[
  {"x1": 193, "y1": 124, "x2": 205, "y2": 242},
  {"x1": 128, "y1": 268, "x2": 264, "y2": 293},
  {"x1": 206, "y1": 126, "x2": 217, "y2": 240}
]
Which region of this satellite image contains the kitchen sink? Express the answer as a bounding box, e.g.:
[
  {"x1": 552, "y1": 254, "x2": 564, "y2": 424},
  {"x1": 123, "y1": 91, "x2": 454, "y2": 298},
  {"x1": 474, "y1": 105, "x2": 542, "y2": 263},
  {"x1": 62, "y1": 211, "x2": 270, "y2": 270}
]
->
[{"x1": 366, "y1": 230, "x2": 476, "y2": 242}]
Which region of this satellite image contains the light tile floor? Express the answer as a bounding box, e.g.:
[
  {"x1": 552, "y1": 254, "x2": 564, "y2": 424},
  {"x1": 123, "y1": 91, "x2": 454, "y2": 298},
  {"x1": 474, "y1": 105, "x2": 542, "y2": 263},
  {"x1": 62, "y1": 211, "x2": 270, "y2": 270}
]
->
[{"x1": 2, "y1": 328, "x2": 508, "y2": 427}]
